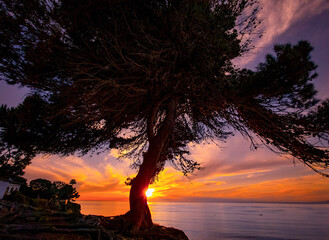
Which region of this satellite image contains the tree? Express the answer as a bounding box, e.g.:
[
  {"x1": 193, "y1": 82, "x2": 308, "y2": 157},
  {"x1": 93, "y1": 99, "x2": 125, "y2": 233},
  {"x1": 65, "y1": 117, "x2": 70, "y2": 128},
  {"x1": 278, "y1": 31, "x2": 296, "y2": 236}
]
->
[
  {"x1": 0, "y1": 138, "x2": 34, "y2": 181},
  {"x1": 28, "y1": 178, "x2": 80, "y2": 201},
  {"x1": 30, "y1": 178, "x2": 53, "y2": 199},
  {"x1": 1, "y1": 0, "x2": 328, "y2": 232},
  {"x1": 53, "y1": 179, "x2": 80, "y2": 202},
  {"x1": 0, "y1": 101, "x2": 40, "y2": 180},
  {"x1": 0, "y1": 149, "x2": 32, "y2": 180}
]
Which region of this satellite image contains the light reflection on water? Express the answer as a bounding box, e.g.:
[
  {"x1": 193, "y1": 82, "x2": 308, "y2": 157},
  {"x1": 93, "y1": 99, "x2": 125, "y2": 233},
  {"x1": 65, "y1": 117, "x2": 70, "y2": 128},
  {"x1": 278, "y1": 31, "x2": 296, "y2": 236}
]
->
[{"x1": 78, "y1": 201, "x2": 329, "y2": 240}]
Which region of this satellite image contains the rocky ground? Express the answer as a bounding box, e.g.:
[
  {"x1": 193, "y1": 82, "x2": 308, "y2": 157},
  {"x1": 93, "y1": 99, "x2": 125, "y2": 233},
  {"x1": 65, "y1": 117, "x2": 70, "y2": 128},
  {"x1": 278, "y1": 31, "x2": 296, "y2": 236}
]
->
[{"x1": 0, "y1": 200, "x2": 189, "y2": 240}]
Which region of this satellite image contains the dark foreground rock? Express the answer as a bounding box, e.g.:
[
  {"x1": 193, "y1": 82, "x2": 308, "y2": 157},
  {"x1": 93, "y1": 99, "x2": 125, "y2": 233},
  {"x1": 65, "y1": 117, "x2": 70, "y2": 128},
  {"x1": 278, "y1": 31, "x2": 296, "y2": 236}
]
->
[{"x1": 0, "y1": 200, "x2": 189, "y2": 240}]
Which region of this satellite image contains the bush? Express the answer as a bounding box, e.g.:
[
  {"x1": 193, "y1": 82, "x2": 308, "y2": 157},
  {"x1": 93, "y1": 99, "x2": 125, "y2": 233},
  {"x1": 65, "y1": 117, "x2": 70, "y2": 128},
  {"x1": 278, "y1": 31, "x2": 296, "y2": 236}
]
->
[
  {"x1": 65, "y1": 201, "x2": 81, "y2": 215},
  {"x1": 4, "y1": 191, "x2": 29, "y2": 205}
]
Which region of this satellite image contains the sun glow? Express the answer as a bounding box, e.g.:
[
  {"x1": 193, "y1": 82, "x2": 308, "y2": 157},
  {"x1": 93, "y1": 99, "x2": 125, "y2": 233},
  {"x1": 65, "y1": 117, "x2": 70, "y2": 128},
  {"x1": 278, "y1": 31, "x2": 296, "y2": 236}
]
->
[{"x1": 145, "y1": 188, "x2": 155, "y2": 197}]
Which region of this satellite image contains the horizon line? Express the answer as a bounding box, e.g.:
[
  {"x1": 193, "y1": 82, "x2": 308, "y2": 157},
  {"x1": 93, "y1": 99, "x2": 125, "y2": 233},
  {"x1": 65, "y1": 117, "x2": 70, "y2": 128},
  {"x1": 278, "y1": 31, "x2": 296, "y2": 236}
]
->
[{"x1": 76, "y1": 199, "x2": 329, "y2": 204}]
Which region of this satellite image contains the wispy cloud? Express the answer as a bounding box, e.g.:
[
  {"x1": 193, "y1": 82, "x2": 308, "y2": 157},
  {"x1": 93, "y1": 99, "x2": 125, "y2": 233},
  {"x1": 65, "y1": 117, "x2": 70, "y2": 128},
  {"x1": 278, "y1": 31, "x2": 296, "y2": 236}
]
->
[
  {"x1": 25, "y1": 155, "x2": 131, "y2": 200},
  {"x1": 151, "y1": 168, "x2": 329, "y2": 202},
  {"x1": 236, "y1": 0, "x2": 329, "y2": 67},
  {"x1": 210, "y1": 174, "x2": 329, "y2": 202},
  {"x1": 24, "y1": 133, "x2": 328, "y2": 202},
  {"x1": 187, "y1": 135, "x2": 291, "y2": 180}
]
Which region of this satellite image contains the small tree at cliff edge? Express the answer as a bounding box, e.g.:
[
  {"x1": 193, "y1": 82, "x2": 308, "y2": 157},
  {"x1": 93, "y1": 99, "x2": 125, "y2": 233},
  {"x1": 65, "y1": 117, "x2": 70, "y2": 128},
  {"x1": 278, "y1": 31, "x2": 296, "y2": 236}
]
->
[{"x1": 1, "y1": 0, "x2": 329, "y2": 232}]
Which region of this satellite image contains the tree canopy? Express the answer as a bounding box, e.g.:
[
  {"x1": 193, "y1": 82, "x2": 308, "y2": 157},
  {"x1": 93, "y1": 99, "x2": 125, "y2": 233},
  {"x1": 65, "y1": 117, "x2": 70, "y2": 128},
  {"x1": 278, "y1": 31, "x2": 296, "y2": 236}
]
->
[
  {"x1": 1, "y1": 0, "x2": 329, "y2": 231},
  {"x1": 1, "y1": 0, "x2": 328, "y2": 175},
  {"x1": 28, "y1": 178, "x2": 79, "y2": 201}
]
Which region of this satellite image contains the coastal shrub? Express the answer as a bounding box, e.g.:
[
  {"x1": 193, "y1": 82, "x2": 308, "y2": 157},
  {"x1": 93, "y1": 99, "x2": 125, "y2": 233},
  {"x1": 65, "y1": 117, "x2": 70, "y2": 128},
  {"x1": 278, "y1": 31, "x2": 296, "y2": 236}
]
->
[{"x1": 65, "y1": 201, "x2": 81, "y2": 215}]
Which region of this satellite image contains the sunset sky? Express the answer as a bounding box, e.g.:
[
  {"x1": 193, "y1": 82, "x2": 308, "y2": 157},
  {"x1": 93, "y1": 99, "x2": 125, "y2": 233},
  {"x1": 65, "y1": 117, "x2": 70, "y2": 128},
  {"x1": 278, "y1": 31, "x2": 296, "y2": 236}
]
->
[{"x1": 1, "y1": 0, "x2": 329, "y2": 202}]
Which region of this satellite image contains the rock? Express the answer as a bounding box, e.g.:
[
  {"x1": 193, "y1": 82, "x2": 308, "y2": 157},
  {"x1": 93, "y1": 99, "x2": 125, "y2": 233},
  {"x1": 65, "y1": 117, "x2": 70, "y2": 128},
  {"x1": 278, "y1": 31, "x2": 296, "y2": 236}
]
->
[
  {"x1": 0, "y1": 200, "x2": 189, "y2": 240},
  {"x1": 0, "y1": 206, "x2": 9, "y2": 217}
]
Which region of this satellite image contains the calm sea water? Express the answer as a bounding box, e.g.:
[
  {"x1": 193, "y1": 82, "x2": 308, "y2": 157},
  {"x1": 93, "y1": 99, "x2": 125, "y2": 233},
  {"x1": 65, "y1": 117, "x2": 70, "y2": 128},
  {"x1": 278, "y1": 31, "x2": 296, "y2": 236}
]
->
[{"x1": 78, "y1": 201, "x2": 329, "y2": 240}]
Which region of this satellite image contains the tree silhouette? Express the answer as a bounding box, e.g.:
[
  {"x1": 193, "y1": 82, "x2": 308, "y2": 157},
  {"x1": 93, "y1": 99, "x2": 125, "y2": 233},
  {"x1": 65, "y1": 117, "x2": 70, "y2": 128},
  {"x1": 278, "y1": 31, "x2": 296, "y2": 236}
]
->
[
  {"x1": 0, "y1": 127, "x2": 34, "y2": 180},
  {"x1": 28, "y1": 178, "x2": 79, "y2": 201},
  {"x1": 1, "y1": 0, "x2": 328, "y2": 232},
  {"x1": 30, "y1": 178, "x2": 53, "y2": 199},
  {"x1": 53, "y1": 179, "x2": 80, "y2": 202}
]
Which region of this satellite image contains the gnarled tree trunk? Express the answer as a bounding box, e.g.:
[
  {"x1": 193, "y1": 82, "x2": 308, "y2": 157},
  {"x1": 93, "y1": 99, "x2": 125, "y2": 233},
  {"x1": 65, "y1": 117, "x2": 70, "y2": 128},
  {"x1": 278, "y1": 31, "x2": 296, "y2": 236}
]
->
[
  {"x1": 124, "y1": 98, "x2": 177, "y2": 233},
  {"x1": 125, "y1": 144, "x2": 160, "y2": 232}
]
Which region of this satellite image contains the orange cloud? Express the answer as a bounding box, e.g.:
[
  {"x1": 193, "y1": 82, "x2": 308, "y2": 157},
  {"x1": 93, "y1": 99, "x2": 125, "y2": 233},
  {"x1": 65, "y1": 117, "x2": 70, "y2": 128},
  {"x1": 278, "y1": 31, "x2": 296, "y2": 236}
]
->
[
  {"x1": 148, "y1": 167, "x2": 329, "y2": 202},
  {"x1": 187, "y1": 136, "x2": 294, "y2": 181},
  {"x1": 24, "y1": 154, "x2": 132, "y2": 201},
  {"x1": 23, "y1": 133, "x2": 329, "y2": 203},
  {"x1": 210, "y1": 174, "x2": 329, "y2": 202}
]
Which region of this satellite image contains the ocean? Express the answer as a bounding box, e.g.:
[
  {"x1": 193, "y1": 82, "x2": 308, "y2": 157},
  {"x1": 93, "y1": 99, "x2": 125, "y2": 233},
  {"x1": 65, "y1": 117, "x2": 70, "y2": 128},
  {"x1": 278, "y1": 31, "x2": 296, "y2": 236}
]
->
[{"x1": 78, "y1": 201, "x2": 329, "y2": 240}]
